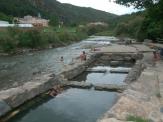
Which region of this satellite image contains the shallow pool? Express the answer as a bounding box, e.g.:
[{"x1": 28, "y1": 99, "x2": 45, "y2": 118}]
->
[
  {"x1": 73, "y1": 66, "x2": 128, "y2": 85},
  {"x1": 9, "y1": 89, "x2": 117, "y2": 122}
]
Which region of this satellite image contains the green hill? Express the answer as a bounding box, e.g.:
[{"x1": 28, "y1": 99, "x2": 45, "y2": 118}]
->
[{"x1": 0, "y1": 0, "x2": 117, "y2": 25}]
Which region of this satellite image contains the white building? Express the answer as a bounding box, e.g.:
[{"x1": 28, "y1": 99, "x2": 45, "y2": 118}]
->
[{"x1": 0, "y1": 20, "x2": 33, "y2": 28}]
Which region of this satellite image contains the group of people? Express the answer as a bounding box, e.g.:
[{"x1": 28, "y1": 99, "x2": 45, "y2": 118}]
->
[
  {"x1": 49, "y1": 51, "x2": 87, "y2": 97},
  {"x1": 60, "y1": 51, "x2": 87, "y2": 63}
]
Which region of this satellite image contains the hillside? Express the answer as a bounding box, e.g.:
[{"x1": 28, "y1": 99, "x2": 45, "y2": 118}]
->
[{"x1": 0, "y1": 0, "x2": 117, "y2": 25}]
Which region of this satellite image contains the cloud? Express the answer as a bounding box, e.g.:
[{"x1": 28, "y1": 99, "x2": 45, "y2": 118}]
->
[{"x1": 57, "y1": 0, "x2": 138, "y2": 15}]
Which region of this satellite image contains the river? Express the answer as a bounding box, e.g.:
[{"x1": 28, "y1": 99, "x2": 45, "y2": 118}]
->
[{"x1": 0, "y1": 36, "x2": 118, "y2": 90}]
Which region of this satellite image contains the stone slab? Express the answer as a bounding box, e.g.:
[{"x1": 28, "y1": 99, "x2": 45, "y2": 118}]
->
[
  {"x1": 62, "y1": 81, "x2": 93, "y2": 89},
  {"x1": 94, "y1": 84, "x2": 127, "y2": 92},
  {"x1": 110, "y1": 69, "x2": 129, "y2": 74},
  {"x1": 99, "y1": 45, "x2": 137, "y2": 53},
  {"x1": 132, "y1": 44, "x2": 154, "y2": 52},
  {"x1": 86, "y1": 68, "x2": 107, "y2": 73}
]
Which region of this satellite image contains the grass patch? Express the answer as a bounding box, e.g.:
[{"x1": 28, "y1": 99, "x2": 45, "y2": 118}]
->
[{"x1": 127, "y1": 115, "x2": 149, "y2": 122}]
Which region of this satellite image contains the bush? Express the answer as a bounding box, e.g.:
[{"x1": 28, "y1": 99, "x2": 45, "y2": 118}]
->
[
  {"x1": 18, "y1": 29, "x2": 49, "y2": 48},
  {"x1": 0, "y1": 35, "x2": 16, "y2": 53},
  {"x1": 58, "y1": 31, "x2": 74, "y2": 43},
  {"x1": 86, "y1": 25, "x2": 108, "y2": 36},
  {"x1": 18, "y1": 31, "x2": 31, "y2": 47},
  {"x1": 0, "y1": 27, "x2": 88, "y2": 53}
]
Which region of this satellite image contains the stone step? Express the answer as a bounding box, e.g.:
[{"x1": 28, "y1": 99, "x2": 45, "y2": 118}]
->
[
  {"x1": 61, "y1": 81, "x2": 93, "y2": 89},
  {"x1": 94, "y1": 84, "x2": 127, "y2": 92},
  {"x1": 110, "y1": 69, "x2": 129, "y2": 74},
  {"x1": 86, "y1": 68, "x2": 107, "y2": 73},
  {"x1": 62, "y1": 81, "x2": 127, "y2": 92},
  {"x1": 86, "y1": 68, "x2": 130, "y2": 74}
]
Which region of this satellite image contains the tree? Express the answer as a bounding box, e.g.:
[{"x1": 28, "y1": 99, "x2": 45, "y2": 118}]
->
[
  {"x1": 115, "y1": 0, "x2": 163, "y2": 41},
  {"x1": 115, "y1": 0, "x2": 160, "y2": 9}
]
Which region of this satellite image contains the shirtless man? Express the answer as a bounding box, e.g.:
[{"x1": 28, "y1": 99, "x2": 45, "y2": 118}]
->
[{"x1": 80, "y1": 51, "x2": 86, "y2": 61}]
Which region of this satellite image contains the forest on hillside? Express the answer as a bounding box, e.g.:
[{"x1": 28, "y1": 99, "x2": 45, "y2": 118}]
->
[
  {"x1": 0, "y1": 0, "x2": 116, "y2": 25},
  {"x1": 0, "y1": 0, "x2": 162, "y2": 42}
]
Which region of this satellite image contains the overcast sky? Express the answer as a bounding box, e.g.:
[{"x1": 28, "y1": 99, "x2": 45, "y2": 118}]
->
[{"x1": 57, "y1": 0, "x2": 137, "y2": 15}]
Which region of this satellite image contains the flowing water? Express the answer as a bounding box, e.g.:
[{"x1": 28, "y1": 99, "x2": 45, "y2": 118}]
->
[{"x1": 0, "y1": 36, "x2": 118, "y2": 90}]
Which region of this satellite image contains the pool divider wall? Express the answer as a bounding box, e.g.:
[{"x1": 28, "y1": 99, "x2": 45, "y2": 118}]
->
[
  {"x1": 124, "y1": 60, "x2": 145, "y2": 83},
  {"x1": 60, "y1": 53, "x2": 102, "y2": 80},
  {"x1": 99, "y1": 53, "x2": 143, "y2": 61}
]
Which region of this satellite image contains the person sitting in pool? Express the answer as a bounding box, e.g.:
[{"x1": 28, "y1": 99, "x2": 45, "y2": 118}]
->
[
  {"x1": 49, "y1": 85, "x2": 63, "y2": 97},
  {"x1": 80, "y1": 51, "x2": 86, "y2": 61},
  {"x1": 48, "y1": 88, "x2": 57, "y2": 97}
]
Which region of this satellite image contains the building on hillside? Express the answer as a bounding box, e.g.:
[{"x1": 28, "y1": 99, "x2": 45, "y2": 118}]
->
[
  {"x1": 87, "y1": 22, "x2": 108, "y2": 27},
  {"x1": 17, "y1": 15, "x2": 49, "y2": 27}
]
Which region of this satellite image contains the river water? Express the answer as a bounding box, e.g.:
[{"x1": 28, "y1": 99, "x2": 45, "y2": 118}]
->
[
  {"x1": 0, "y1": 36, "x2": 118, "y2": 90},
  {"x1": 0, "y1": 36, "x2": 123, "y2": 122}
]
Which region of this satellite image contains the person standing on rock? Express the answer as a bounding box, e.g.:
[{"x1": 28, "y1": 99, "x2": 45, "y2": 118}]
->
[{"x1": 80, "y1": 51, "x2": 86, "y2": 61}]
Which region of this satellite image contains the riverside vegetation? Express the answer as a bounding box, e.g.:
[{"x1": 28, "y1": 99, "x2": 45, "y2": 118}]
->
[
  {"x1": 0, "y1": 24, "x2": 109, "y2": 54},
  {"x1": 0, "y1": 0, "x2": 162, "y2": 53},
  {"x1": 0, "y1": 27, "x2": 87, "y2": 54}
]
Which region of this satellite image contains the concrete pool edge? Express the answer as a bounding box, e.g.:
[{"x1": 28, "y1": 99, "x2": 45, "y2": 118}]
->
[{"x1": 98, "y1": 53, "x2": 163, "y2": 122}]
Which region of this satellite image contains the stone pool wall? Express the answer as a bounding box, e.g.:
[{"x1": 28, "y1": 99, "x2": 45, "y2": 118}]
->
[
  {"x1": 98, "y1": 52, "x2": 163, "y2": 122},
  {"x1": 61, "y1": 53, "x2": 101, "y2": 80}
]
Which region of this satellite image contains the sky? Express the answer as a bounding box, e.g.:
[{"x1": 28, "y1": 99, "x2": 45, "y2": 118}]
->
[{"x1": 57, "y1": 0, "x2": 138, "y2": 15}]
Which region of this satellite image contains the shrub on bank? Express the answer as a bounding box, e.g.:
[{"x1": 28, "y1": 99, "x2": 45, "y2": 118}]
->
[
  {"x1": 0, "y1": 27, "x2": 88, "y2": 53},
  {"x1": 86, "y1": 25, "x2": 108, "y2": 36},
  {"x1": 0, "y1": 34, "x2": 17, "y2": 53}
]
